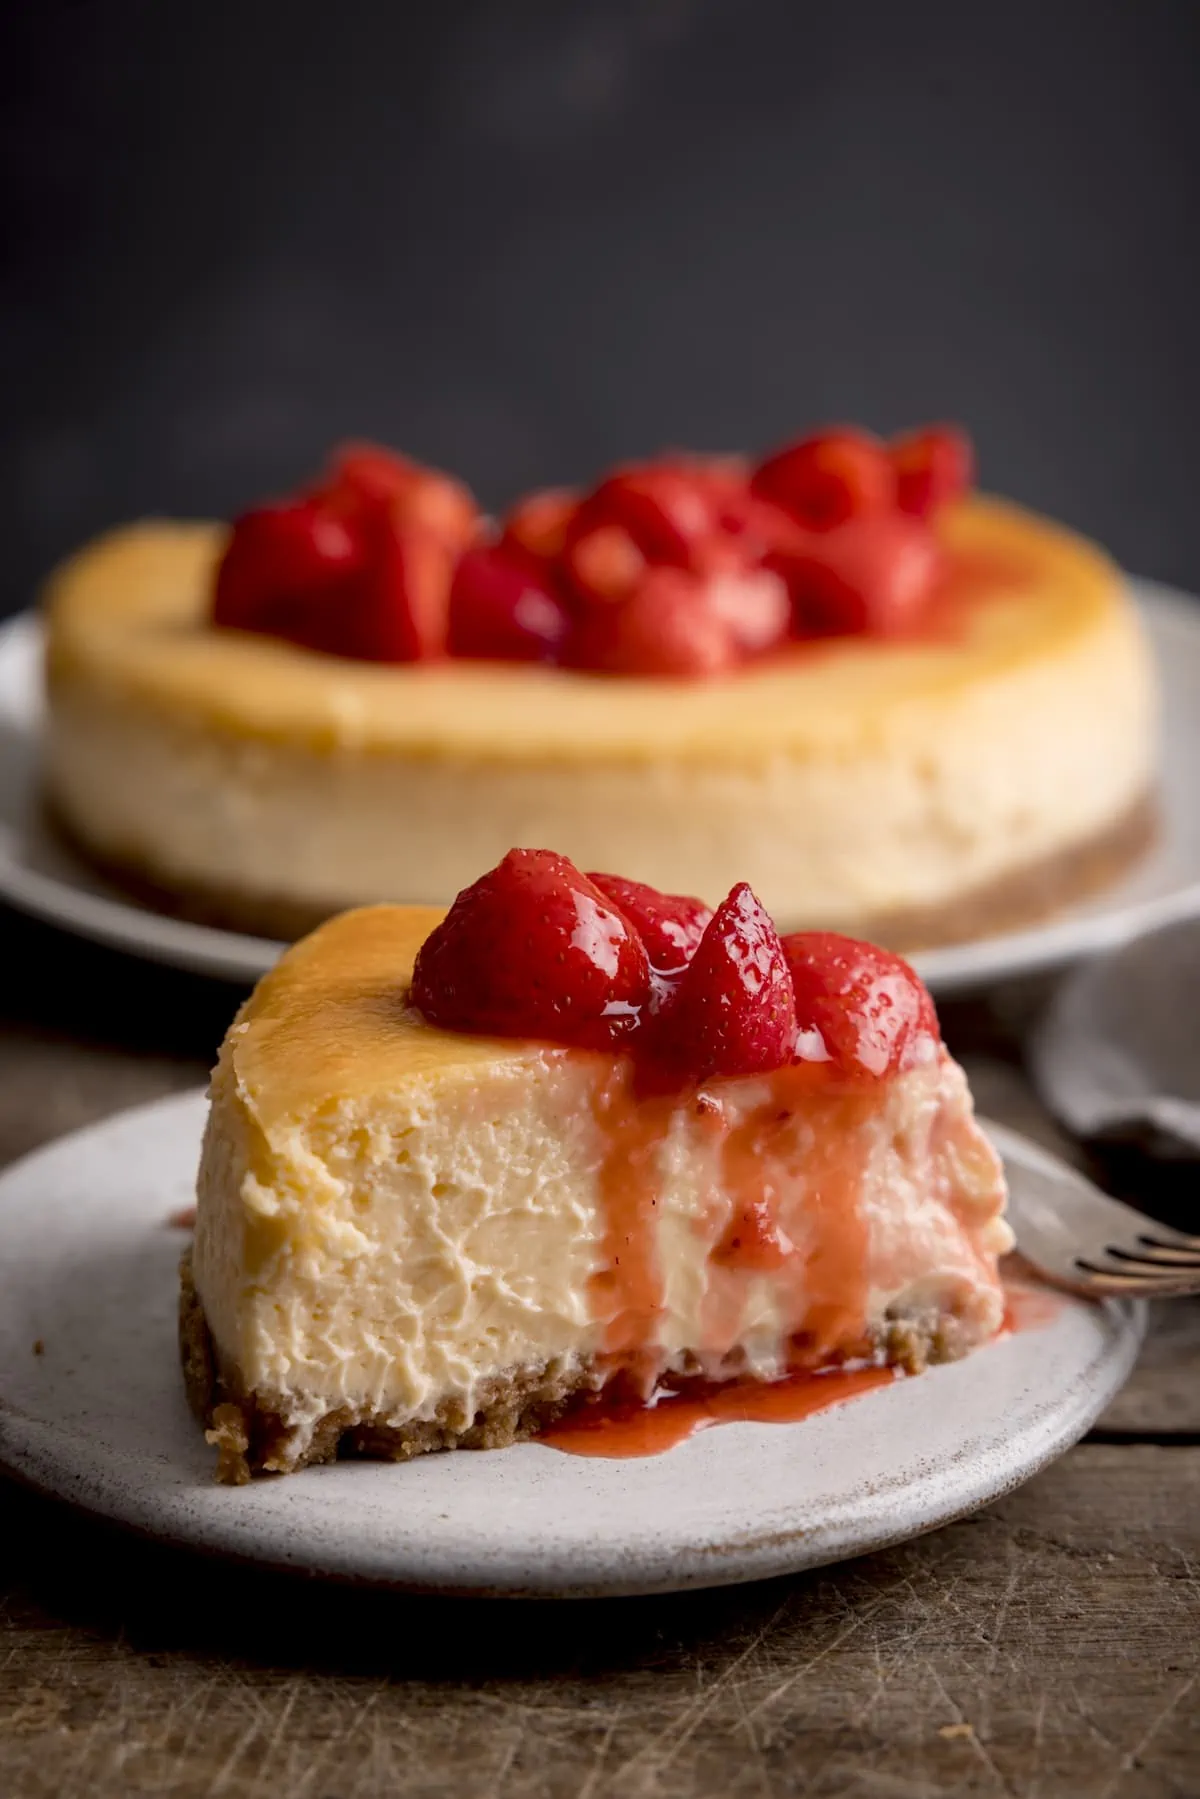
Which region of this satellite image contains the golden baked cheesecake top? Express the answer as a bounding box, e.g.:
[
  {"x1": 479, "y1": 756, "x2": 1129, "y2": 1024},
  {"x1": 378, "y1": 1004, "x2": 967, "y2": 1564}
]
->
[{"x1": 46, "y1": 490, "x2": 1123, "y2": 764}]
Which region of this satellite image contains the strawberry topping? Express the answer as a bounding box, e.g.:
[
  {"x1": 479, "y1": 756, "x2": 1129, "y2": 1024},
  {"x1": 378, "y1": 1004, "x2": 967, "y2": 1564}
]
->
[
  {"x1": 770, "y1": 513, "x2": 942, "y2": 638},
  {"x1": 890, "y1": 425, "x2": 975, "y2": 520},
  {"x1": 576, "y1": 467, "x2": 718, "y2": 569},
  {"x1": 563, "y1": 523, "x2": 648, "y2": 606},
  {"x1": 501, "y1": 489, "x2": 579, "y2": 564},
  {"x1": 214, "y1": 441, "x2": 478, "y2": 662},
  {"x1": 569, "y1": 565, "x2": 746, "y2": 677},
  {"x1": 448, "y1": 546, "x2": 572, "y2": 663},
  {"x1": 410, "y1": 853, "x2": 942, "y2": 1090},
  {"x1": 326, "y1": 443, "x2": 477, "y2": 548},
  {"x1": 648, "y1": 883, "x2": 798, "y2": 1085},
  {"x1": 409, "y1": 849, "x2": 651, "y2": 1049},
  {"x1": 212, "y1": 423, "x2": 973, "y2": 672},
  {"x1": 782, "y1": 932, "x2": 939, "y2": 1079},
  {"x1": 586, "y1": 873, "x2": 712, "y2": 974},
  {"x1": 751, "y1": 428, "x2": 894, "y2": 531},
  {"x1": 212, "y1": 501, "x2": 364, "y2": 646}
]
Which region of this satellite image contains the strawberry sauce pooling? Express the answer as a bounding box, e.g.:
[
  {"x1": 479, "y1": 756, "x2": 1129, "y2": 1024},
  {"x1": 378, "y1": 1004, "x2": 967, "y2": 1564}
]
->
[
  {"x1": 212, "y1": 424, "x2": 975, "y2": 677},
  {"x1": 542, "y1": 1271, "x2": 1057, "y2": 1459}
]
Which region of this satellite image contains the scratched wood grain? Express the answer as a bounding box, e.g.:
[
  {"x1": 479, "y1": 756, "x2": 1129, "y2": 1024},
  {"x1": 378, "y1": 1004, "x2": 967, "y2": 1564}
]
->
[
  {"x1": 0, "y1": 908, "x2": 1197, "y2": 1796},
  {"x1": 0, "y1": 1447, "x2": 1197, "y2": 1798}
]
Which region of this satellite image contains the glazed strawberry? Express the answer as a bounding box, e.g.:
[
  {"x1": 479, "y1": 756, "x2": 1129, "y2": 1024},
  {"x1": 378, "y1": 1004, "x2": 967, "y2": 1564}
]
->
[
  {"x1": 684, "y1": 455, "x2": 751, "y2": 525},
  {"x1": 651, "y1": 883, "x2": 797, "y2": 1084},
  {"x1": 350, "y1": 515, "x2": 455, "y2": 661},
  {"x1": 410, "y1": 849, "x2": 651, "y2": 1048},
  {"x1": 578, "y1": 466, "x2": 716, "y2": 569},
  {"x1": 714, "y1": 493, "x2": 811, "y2": 564},
  {"x1": 501, "y1": 489, "x2": 579, "y2": 563},
  {"x1": 213, "y1": 501, "x2": 363, "y2": 639},
  {"x1": 752, "y1": 428, "x2": 894, "y2": 531},
  {"x1": 569, "y1": 566, "x2": 742, "y2": 677},
  {"x1": 324, "y1": 442, "x2": 418, "y2": 509},
  {"x1": 891, "y1": 425, "x2": 974, "y2": 519},
  {"x1": 448, "y1": 546, "x2": 572, "y2": 662},
  {"x1": 698, "y1": 557, "x2": 792, "y2": 655},
  {"x1": 564, "y1": 524, "x2": 647, "y2": 606},
  {"x1": 782, "y1": 932, "x2": 939, "y2": 1079},
  {"x1": 326, "y1": 442, "x2": 478, "y2": 549},
  {"x1": 771, "y1": 513, "x2": 940, "y2": 637},
  {"x1": 586, "y1": 873, "x2": 713, "y2": 974},
  {"x1": 394, "y1": 473, "x2": 478, "y2": 548}
]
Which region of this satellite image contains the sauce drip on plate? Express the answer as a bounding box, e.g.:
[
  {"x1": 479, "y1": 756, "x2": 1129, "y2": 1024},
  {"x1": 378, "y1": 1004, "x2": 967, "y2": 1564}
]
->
[
  {"x1": 542, "y1": 1271, "x2": 1061, "y2": 1459},
  {"x1": 540, "y1": 1364, "x2": 897, "y2": 1458}
]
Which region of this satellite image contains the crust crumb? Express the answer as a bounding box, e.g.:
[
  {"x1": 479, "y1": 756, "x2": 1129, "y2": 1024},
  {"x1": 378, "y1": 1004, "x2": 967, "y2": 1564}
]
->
[{"x1": 205, "y1": 1404, "x2": 252, "y2": 1486}]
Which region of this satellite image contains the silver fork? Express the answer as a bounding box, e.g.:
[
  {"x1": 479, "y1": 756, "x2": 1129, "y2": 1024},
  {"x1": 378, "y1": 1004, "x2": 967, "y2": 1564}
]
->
[{"x1": 1004, "y1": 1150, "x2": 1200, "y2": 1299}]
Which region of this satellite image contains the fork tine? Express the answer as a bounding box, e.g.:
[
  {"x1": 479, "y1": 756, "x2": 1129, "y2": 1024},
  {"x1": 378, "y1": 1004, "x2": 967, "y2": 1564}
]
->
[
  {"x1": 1074, "y1": 1259, "x2": 1200, "y2": 1296},
  {"x1": 1139, "y1": 1230, "x2": 1200, "y2": 1253},
  {"x1": 1107, "y1": 1243, "x2": 1200, "y2": 1269},
  {"x1": 989, "y1": 1116, "x2": 1200, "y2": 1302},
  {"x1": 1072, "y1": 1252, "x2": 1200, "y2": 1295}
]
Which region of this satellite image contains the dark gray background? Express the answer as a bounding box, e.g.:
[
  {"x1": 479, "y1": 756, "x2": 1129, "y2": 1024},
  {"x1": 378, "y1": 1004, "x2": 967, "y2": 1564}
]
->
[{"x1": 3, "y1": 0, "x2": 1198, "y2": 617}]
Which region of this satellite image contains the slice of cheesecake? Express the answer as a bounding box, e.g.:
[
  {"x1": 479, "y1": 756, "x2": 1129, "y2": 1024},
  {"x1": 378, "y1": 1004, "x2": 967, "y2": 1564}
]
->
[{"x1": 183, "y1": 852, "x2": 1012, "y2": 1482}]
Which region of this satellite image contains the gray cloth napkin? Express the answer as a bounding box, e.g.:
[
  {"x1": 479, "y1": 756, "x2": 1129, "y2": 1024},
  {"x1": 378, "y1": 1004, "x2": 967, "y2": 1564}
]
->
[{"x1": 1030, "y1": 918, "x2": 1200, "y2": 1160}]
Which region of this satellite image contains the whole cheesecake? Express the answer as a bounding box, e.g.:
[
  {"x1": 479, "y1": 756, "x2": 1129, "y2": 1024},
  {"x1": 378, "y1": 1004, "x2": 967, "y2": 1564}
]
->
[
  {"x1": 183, "y1": 851, "x2": 1012, "y2": 1481},
  {"x1": 43, "y1": 429, "x2": 1157, "y2": 947}
]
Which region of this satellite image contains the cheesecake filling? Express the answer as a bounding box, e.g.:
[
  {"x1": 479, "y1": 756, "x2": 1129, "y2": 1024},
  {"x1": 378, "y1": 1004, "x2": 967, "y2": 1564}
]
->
[{"x1": 193, "y1": 1045, "x2": 1010, "y2": 1464}]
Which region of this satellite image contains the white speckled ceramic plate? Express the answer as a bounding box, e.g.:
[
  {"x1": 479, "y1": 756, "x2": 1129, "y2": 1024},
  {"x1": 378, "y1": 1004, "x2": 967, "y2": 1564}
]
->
[
  {"x1": 0, "y1": 1092, "x2": 1143, "y2": 1597},
  {"x1": 0, "y1": 583, "x2": 1198, "y2": 992}
]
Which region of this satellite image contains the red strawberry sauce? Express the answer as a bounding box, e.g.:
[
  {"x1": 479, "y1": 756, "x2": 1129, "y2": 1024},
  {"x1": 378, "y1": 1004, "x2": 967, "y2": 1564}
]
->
[
  {"x1": 539, "y1": 1363, "x2": 899, "y2": 1458},
  {"x1": 406, "y1": 849, "x2": 977, "y2": 1453},
  {"x1": 541, "y1": 1272, "x2": 1058, "y2": 1458}
]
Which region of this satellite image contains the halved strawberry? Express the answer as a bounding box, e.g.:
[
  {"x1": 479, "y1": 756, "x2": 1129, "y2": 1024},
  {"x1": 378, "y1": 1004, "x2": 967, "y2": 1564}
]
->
[
  {"x1": 324, "y1": 441, "x2": 419, "y2": 509},
  {"x1": 695, "y1": 553, "x2": 792, "y2": 655},
  {"x1": 769, "y1": 513, "x2": 940, "y2": 638},
  {"x1": 586, "y1": 873, "x2": 712, "y2": 974},
  {"x1": 683, "y1": 455, "x2": 751, "y2": 525},
  {"x1": 891, "y1": 424, "x2": 974, "y2": 519},
  {"x1": 752, "y1": 428, "x2": 894, "y2": 531},
  {"x1": 563, "y1": 523, "x2": 647, "y2": 606},
  {"x1": 410, "y1": 849, "x2": 651, "y2": 1048},
  {"x1": 568, "y1": 565, "x2": 742, "y2": 677},
  {"x1": 349, "y1": 515, "x2": 455, "y2": 661},
  {"x1": 651, "y1": 882, "x2": 797, "y2": 1084},
  {"x1": 326, "y1": 442, "x2": 478, "y2": 549},
  {"x1": 448, "y1": 545, "x2": 572, "y2": 663},
  {"x1": 212, "y1": 501, "x2": 364, "y2": 640},
  {"x1": 501, "y1": 489, "x2": 579, "y2": 563},
  {"x1": 782, "y1": 932, "x2": 939, "y2": 1079},
  {"x1": 576, "y1": 465, "x2": 717, "y2": 569}
]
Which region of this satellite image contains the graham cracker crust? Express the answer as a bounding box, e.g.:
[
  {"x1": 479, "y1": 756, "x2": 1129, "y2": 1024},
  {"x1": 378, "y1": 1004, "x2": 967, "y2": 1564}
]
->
[
  {"x1": 179, "y1": 1251, "x2": 980, "y2": 1485},
  {"x1": 180, "y1": 1252, "x2": 606, "y2": 1485},
  {"x1": 55, "y1": 789, "x2": 1155, "y2": 954}
]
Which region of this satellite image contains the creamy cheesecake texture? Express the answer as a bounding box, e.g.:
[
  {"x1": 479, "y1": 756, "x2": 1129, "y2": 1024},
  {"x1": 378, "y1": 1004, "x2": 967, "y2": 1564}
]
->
[
  {"x1": 44, "y1": 498, "x2": 1156, "y2": 942},
  {"x1": 190, "y1": 906, "x2": 1012, "y2": 1473}
]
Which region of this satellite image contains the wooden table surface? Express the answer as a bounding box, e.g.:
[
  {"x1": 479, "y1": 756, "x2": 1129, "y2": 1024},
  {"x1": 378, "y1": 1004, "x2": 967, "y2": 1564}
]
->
[{"x1": 0, "y1": 910, "x2": 1196, "y2": 1799}]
